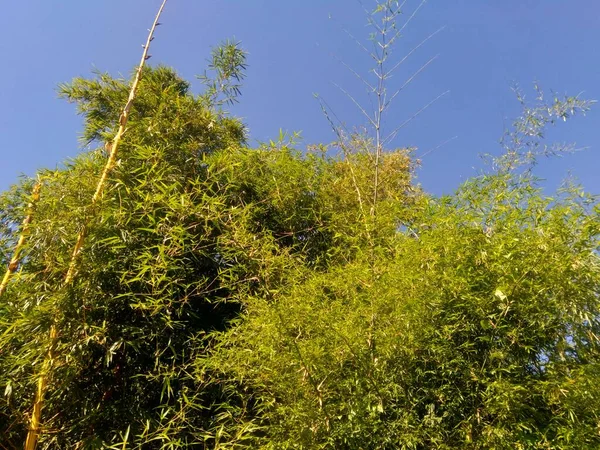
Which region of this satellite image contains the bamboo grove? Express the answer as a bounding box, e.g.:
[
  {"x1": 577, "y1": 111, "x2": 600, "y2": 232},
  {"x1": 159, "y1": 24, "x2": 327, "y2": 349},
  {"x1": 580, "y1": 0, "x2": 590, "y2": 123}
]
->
[{"x1": 1, "y1": 1, "x2": 600, "y2": 449}]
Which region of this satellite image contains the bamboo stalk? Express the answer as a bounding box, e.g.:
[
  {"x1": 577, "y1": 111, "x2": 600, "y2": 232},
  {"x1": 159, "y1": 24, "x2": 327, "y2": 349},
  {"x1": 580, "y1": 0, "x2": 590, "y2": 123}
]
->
[
  {"x1": 0, "y1": 179, "x2": 42, "y2": 297},
  {"x1": 23, "y1": 325, "x2": 56, "y2": 450},
  {"x1": 65, "y1": 0, "x2": 169, "y2": 283},
  {"x1": 24, "y1": 2, "x2": 168, "y2": 448}
]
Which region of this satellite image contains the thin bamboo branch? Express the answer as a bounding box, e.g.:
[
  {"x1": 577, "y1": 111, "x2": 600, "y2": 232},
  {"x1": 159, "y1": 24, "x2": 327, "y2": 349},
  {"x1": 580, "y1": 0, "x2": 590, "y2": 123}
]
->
[
  {"x1": 24, "y1": 2, "x2": 168, "y2": 449},
  {"x1": 385, "y1": 26, "x2": 445, "y2": 78},
  {"x1": 383, "y1": 90, "x2": 449, "y2": 146},
  {"x1": 417, "y1": 135, "x2": 458, "y2": 159},
  {"x1": 384, "y1": 54, "x2": 439, "y2": 110},
  {"x1": 342, "y1": 27, "x2": 378, "y2": 62},
  {"x1": 397, "y1": 0, "x2": 427, "y2": 38},
  {"x1": 332, "y1": 53, "x2": 376, "y2": 93},
  {"x1": 0, "y1": 178, "x2": 42, "y2": 297},
  {"x1": 315, "y1": 94, "x2": 350, "y2": 135},
  {"x1": 333, "y1": 82, "x2": 376, "y2": 128},
  {"x1": 355, "y1": 0, "x2": 373, "y2": 21}
]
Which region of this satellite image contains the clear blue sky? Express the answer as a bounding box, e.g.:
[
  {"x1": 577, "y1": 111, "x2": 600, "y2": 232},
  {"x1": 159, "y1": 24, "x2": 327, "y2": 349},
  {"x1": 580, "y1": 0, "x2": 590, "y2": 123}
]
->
[{"x1": 1, "y1": 0, "x2": 599, "y2": 195}]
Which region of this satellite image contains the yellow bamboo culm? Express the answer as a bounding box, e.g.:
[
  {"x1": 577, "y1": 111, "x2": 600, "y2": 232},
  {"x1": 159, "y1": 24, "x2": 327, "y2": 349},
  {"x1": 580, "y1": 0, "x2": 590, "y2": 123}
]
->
[
  {"x1": 24, "y1": 1, "x2": 169, "y2": 448},
  {"x1": 0, "y1": 179, "x2": 42, "y2": 297},
  {"x1": 24, "y1": 325, "x2": 57, "y2": 450},
  {"x1": 65, "y1": 0, "x2": 169, "y2": 284}
]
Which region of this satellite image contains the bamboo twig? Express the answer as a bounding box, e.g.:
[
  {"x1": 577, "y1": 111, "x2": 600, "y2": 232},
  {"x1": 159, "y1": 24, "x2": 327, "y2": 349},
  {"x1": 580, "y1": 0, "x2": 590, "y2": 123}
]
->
[
  {"x1": 0, "y1": 179, "x2": 42, "y2": 297},
  {"x1": 24, "y1": 2, "x2": 169, "y2": 449}
]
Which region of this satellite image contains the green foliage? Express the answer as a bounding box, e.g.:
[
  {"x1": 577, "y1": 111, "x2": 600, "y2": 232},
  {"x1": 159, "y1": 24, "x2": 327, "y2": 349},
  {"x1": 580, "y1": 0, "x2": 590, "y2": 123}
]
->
[
  {"x1": 0, "y1": 34, "x2": 598, "y2": 450},
  {"x1": 2, "y1": 65, "x2": 251, "y2": 448},
  {"x1": 201, "y1": 90, "x2": 600, "y2": 448},
  {"x1": 197, "y1": 40, "x2": 247, "y2": 107},
  {"x1": 207, "y1": 181, "x2": 600, "y2": 449},
  {"x1": 0, "y1": 59, "x2": 418, "y2": 447},
  {"x1": 58, "y1": 65, "x2": 245, "y2": 151},
  {"x1": 495, "y1": 84, "x2": 594, "y2": 172}
]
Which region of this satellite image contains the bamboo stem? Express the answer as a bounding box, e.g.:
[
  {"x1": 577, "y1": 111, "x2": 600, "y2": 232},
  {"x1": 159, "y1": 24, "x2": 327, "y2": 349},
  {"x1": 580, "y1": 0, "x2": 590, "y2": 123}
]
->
[
  {"x1": 24, "y1": 2, "x2": 168, "y2": 448},
  {"x1": 65, "y1": 0, "x2": 168, "y2": 283},
  {"x1": 23, "y1": 325, "x2": 56, "y2": 450},
  {"x1": 0, "y1": 179, "x2": 42, "y2": 297}
]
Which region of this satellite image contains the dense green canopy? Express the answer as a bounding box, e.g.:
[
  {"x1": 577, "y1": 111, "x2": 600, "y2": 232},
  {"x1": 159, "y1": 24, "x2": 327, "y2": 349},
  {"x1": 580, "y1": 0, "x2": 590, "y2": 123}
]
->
[{"x1": 1, "y1": 47, "x2": 599, "y2": 450}]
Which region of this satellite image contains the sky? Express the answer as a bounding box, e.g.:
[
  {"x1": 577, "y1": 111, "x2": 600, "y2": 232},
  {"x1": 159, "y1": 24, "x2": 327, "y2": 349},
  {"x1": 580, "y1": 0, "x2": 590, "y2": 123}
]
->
[{"x1": 1, "y1": 0, "x2": 599, "y2": 196}]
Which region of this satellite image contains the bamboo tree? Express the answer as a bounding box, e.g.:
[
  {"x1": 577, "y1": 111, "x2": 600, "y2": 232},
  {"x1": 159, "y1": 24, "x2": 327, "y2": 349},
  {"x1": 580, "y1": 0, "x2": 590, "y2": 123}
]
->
[
  {"x1": 316, "y1": 1, "x2": 442, "y2": 404},
  {"x1": 318, "y1": 0, "x2": 445, "y2": 219},
  {"x1": 0, "y1": 178, "x2": 42, "y2": 296},
  {"x1": 24, "y1": 2, "x2": 168, "y2": 448}
]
